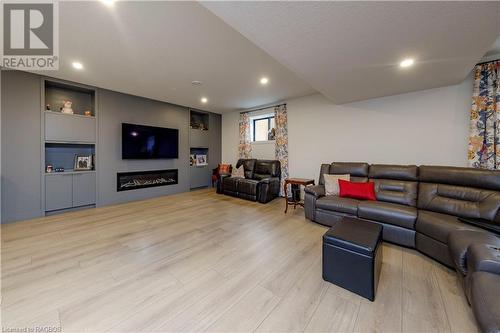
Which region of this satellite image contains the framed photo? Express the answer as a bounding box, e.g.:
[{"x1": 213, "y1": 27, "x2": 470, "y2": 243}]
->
[
  {"x1": 190, "y1": 154, "x2": 196, "y2": 166},
  {"x1": 196, "y1": 154, "x2": 207, "y2": 166},
  {"x1": 74, "y1": 155, "x2": 93, "y2": 171}
]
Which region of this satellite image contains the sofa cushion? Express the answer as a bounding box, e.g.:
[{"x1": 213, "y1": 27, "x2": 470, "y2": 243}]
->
[
  {"x1": 222, "y1": 177, "x2": 239, "y2": 194},
  {"x1": 237, "y1": 179, "x2": 259, "y2": 196},
  {"x1": 236, "y1": 159, "x2": 257, "y2": 179},
  {"x1": 330, "y1": 162, "x2": 369, "y2": 183},
  {"x1": 369, "y1": 164, "x2": 418, "y2": 181},
  {"x1": 416, "y1": 210, "x2": 481, "y2": 244},
  {"x1": 448, "y1": 230, "x2": 500, "y2": 276},
  {"x1": 372, "y1": 179, "x2": 418, "y2": 207},
  {"x1": 358, "y1": 201, "x2": 417, "y2": 229},
  {"x1": 419, "y1": 165, "x2": 500, "y2": 191},
  {"x1": 470, "y1": 272, "x2": 500, "y2": 333},
  {"x1": 418, "y1": 183, "x2": 500, "y2": 222},
  {"x1": 316, "y1": 196, "x2": 360, "y2": 215},
  {"x1": 254, "y1": 160, "x2": 280, "y2": 179}
]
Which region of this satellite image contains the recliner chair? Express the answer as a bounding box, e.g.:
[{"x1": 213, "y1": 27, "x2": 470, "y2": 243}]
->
[{"x1": 219, "y1": 159, "x2": 281, "y2": 203}]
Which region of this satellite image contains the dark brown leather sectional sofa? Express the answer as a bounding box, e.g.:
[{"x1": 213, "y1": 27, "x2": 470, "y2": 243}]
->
[{"x1": 304, "y1": 162, "x2": 500, "y2": 333}]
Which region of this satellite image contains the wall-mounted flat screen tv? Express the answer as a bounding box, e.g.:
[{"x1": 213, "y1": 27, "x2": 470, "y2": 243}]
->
[{"x1": 122, "y1": 123, "x2": 179, "y2": 159}]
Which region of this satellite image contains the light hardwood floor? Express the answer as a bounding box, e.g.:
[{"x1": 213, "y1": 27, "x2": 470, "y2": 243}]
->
[{"x1": 1, "y1": 189, "x2": 478, "y2": 332}]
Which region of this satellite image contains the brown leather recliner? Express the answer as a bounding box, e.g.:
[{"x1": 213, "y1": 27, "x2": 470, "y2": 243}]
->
[{"x1": 219, "y1": 159, "x2": 281, "y2": 203}]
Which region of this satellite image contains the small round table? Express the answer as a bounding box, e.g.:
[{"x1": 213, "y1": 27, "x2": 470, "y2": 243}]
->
[{"x1": 284, "y1": 178, "x2": 315, "y2": 213}]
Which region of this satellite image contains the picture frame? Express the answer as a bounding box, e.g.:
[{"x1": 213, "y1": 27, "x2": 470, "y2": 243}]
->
[
  {"x1": 196, "y1": 154, "x2": 207, "y2": 166},
  {"x1": 190, "y1": 154, "x2": 196, "y2": 166},
  {"x1": 74, "y1": 154, "x2": 93, "y2": 171}
]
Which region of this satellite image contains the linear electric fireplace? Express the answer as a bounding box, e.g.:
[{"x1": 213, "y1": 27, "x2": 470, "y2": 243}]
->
[{"x1": 117, "y1": 169, "x2": 178, "y2": 192}]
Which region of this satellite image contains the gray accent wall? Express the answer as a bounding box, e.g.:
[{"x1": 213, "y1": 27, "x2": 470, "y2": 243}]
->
[
  {"x1": 1, "y1": 71, "x2": 221, "y2": 223},
  {"x1": 97, "y1": 89, "x2": 190, "y2": 206},
  {"x1": 1, "y1": 71, "x2": 43, "y2": 222}
]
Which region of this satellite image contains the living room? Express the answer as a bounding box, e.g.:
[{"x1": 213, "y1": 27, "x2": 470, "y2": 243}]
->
[{"x1": 1, "y1": 1, "x2": 499, "y2": 333}]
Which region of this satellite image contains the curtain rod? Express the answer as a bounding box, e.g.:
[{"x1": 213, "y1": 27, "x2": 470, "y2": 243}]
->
[
  {"x1": 240, "y1": 103, "x2": 286, "y2": 114},
  {"x1": 476, "y1": 58, "x2": 500, "y2": 66}
]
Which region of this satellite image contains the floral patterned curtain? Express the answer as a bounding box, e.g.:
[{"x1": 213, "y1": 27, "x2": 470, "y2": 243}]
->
[
  {"x1": 275, "y1": 104, "x2": 289, "y2": 196},
  {"x1": 468, "y1": 61, "x2": 500, "y2": 170},
  {"x1": 238, "y1": 112, "x2": 252, "y2": 158}
]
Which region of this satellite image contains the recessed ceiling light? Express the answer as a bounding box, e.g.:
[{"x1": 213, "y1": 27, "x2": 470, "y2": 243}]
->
[
  {"x1": 400, "y1": 58, "x2": 415, "y2": 68},
  {"x1": 260, "y1": 77, "x2": 269, "y2": 85},
  {"x1": 101, "y1": 0, "x2": 115, "y2": 6},
  {"x1": 72, "y1": 61, "x2": 83, "y2": 70},
  {"x1": 191, "y1": 81, "x2": 202, "y2": 86},
  {"x1": 201, "y1": 97, "x2": 208, "y2": 104}
]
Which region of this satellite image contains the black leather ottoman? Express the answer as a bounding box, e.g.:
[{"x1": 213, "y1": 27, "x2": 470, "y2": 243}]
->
[{"x1": 322, "y1": 217, "x2": 383, "y2": 301}]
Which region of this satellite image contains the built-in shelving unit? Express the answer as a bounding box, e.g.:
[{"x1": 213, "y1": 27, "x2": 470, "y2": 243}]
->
[
  {"x1": 189, "y1": 109, "x2": 211, "y2": 188},
  {"x1": 41, "y1": 78, "x2": 98, "y2": 215}
]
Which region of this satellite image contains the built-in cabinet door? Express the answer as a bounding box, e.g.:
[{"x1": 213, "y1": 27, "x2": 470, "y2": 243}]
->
[
  {"x1": 45, "y1": 174, "x2": 73, "y2": 211},
  {"x1": 72, "y1": 173, "x2": 96, "y2": 207},
  {"x1": 45, "y1": 112, "x2": 96, "y2": 143},
  {"x1": 190, "y1": 128, "x2": 209, "y2": 148},
  {"x1": 190, "y1": 166, "x2": 210, "y2": 188}
]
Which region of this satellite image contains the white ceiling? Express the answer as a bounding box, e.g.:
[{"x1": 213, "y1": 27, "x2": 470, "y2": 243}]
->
[
  {"x1": 202, "y1": 1, "x2": 500, "y2": 104},
  {"x1": 27, "y1": 1, "x2": 500, "y2": 113},
  {"x1": 35, "y1": 1, "x2": 315, "y2": 113},
  {"x1": 483, "y1": 36, "x2": 500, "y2": 62}
]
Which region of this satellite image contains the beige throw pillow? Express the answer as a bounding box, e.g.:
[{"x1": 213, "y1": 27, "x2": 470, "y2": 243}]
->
[
  {"x1": 231, "y1": 165, "x2": 245, "y2": 178},
  {"x1": 324, "y1": 174, "x2": 350, "y2": 196}
]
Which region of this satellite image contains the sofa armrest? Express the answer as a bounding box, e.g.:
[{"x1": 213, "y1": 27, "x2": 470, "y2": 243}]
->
[
  {"x1": 304, "y1": 185, "x2": 324, "y2": 221},
  {"x1": 257, "y1": 177, "x2": 280, "y2": 203},
  {"x1": 217, "y1": 174, "x2": 231, "y2": 194},
  {"x1": 468, "y1": 243, "x2": 500, "y2": 276},
  {"x1": 304, "y1": 185, "x2": 325, "y2": 198}
]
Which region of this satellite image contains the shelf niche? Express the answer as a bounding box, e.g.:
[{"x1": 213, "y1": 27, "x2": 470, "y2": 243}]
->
[
  {"x1": 190, "y1": 110, "x2": 209, "y2": 130},
  {"x1": 45, "y1": 81, "x2": 95, "y2": 117},
  {"x1": 45, "y1": 143, "x2": 95, "y2": 172}
]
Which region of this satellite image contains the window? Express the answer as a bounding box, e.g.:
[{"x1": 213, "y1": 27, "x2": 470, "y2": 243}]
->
[{"x1": 252, "y1": 115, "x2": 275, "y2": 142}]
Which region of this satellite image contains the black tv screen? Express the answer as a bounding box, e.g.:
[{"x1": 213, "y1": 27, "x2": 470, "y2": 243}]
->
[{"x1": 122, "y1": 123, "x2": 179, "y2": 159}]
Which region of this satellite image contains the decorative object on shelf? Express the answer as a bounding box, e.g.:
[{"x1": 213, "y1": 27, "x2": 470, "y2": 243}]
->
[
  {"x1": 61, "y1": 100, "x2": 74, "y2": 114},
  {"x1": 91, "y1": 154, "x2": 96, "y2": 169},
  {"x1": 46, "y1": 165, "x2": 53, "y2": 173},
  {"x1": 196, "y1": 154, "x2": 207, "y2": 166},
  {"x1": 84, "y1": 110, "x2": 92, "y2": 116},
  {"x1": 54, "y1": 167, "x2": 65, "y2": 172},
  {"x1": 191, "y1": 122, "x2": 208, "y2": 130},
  {"x1": 74, "y1": 154, "x2": 92, "y2": 171},
  {"x1": 190, "y1": 154, "x2": 196, "y2": 166},
  {"x1": 46, "y1": 104, "x2": 51, "y2": 111}
]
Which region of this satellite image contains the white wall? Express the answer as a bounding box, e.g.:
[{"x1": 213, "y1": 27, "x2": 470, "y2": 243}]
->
[{"x1": 222, "y1": 75, "x2": 472, "y2": 182}]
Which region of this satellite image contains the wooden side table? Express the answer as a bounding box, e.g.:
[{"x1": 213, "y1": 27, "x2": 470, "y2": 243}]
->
[{"x1": 284, "y1": 178, "x2": 315, "y2": 213}]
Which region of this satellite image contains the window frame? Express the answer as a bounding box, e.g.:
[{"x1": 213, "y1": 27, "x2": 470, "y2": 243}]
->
[{"x1": 252, "y1": 115, "x2": 275, "y2": 143}]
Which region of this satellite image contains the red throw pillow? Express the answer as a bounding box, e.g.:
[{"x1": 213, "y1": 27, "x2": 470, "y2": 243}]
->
[{"x1": 338, "y1": 180, "x2": 376, "y2": 201}]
